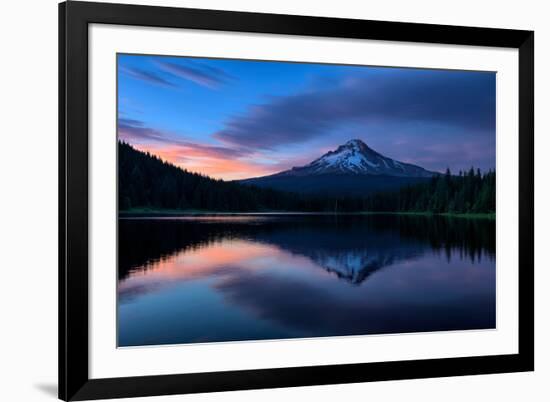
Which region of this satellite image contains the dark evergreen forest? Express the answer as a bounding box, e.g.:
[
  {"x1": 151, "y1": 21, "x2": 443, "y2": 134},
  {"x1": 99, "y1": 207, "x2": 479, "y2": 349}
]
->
[{"x1": 118, "y1": 141, "x2": 495, "y2": 214}]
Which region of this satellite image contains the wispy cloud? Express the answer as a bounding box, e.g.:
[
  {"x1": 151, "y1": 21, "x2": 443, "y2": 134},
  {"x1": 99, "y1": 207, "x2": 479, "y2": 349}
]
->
[
  {"x1": 214, "y1": 70, "x2": 496, "y2": 151},
  {"x1": 117, "y1": 118, "x2": 273, "y2": 180},
  {"x1": 118, "y1": 118, "x2": 169, "y2": 143},
  {"x1": 120, "y1": 65, "x2": 176, "y2": 88},
  {"x1": 118, "y1": 118, "x2": 246, "y2": 158},
  {"x1": 155, "y1": 60, "x2": 233, "y2": 89}
]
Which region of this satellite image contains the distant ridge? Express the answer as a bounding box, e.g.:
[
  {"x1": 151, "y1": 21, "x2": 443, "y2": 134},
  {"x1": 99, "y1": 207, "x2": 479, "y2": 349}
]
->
[
  {"x1": 273, "y1": 139, "x2": 435, "y2": 178},
  {"x1": 118, "y1": 141, "x2": 495, "y2": 214},
  {"x1": 238, "y1": 139, "x2": 436, "y2": 196}
]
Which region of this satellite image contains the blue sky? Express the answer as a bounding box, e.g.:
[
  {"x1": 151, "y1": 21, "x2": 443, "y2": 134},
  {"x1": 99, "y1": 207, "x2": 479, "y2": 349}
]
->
[{"x1": 118, "y1": 53, "x2": 496, "y2": 180}]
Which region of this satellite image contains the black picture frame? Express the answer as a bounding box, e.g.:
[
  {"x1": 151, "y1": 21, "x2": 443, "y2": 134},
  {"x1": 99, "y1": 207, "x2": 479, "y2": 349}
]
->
[{"x1": 59, "y1": 1, "x2": 534, "y2": 400}]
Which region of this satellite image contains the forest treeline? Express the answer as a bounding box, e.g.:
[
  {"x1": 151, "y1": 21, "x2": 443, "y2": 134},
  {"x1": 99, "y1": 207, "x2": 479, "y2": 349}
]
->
[
  {"x1": 119, "y1": 141, "x2": 329, "y2": 212},
  {"x1": 362, "y1": 168, "x2": 495, "y2": 213},
  {"x1": 119, "y1": 215, "x2": 495, "y2": 279},
  {"x1": 118, "y1": 141, "x2": 495, "y2": 214}
]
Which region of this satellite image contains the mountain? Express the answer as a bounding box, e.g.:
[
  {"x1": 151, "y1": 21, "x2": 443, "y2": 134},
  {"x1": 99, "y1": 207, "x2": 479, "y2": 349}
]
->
[
  {"x1": 278, "y1": 139, "x2": 435, "y2": 178},
  {"x1": 238, "y1": 139, "x2": 437, "y2": 196},
  {"x1": 119, "y1": 141, "x2": 494, "y2": 214},
  {"x1": 117, "y1": 141, "x2": 405, "y2": 212}
]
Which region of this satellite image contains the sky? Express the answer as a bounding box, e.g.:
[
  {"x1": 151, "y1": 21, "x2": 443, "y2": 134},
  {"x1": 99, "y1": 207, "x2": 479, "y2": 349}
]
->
[{"x1": 118, "y1": 54, "x2": 496, "y2": 181}]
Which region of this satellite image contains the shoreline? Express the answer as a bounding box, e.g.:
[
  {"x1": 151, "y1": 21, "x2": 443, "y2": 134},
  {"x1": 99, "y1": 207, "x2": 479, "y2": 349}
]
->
[{"x1": 119, "y1": 208, "x2": 495, "y2": 220}]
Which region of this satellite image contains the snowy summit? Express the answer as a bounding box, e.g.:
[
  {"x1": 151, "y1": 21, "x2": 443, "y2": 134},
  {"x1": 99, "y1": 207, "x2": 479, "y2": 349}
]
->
[{"x1": 277, "y1": 139, "x2": 435, "y2": 178}]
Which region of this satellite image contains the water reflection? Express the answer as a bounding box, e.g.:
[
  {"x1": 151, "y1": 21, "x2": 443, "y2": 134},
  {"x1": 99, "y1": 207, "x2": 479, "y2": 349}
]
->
[{"x1": 118, "y1": 215, "x2": 495, "y2": 346}]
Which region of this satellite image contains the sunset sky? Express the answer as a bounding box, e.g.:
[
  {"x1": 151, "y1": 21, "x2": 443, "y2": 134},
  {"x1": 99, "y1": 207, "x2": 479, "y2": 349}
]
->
[{"x1": 118, "y1": 54, "x2": 496, "y2": 181}]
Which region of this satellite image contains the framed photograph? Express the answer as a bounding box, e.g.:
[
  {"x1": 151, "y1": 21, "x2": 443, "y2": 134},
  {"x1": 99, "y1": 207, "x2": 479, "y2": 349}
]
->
[{"x1": 59, "y1": 1, "x2": 534, "y2": 400}]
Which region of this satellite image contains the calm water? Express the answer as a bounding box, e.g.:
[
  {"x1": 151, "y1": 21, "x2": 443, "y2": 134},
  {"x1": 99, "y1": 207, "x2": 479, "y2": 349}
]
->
[{"x1": 118, "y1": 214, "x2": 496, "y2": 347}]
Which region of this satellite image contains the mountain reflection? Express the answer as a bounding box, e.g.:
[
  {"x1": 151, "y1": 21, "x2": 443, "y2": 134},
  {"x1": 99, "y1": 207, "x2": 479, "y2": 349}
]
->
[
  {"x1": 118, "y1": 215, "x2": 496, "y2": 346},
  {"x1": 119, "y1": 214, "x2": 494, "y2": 282}
]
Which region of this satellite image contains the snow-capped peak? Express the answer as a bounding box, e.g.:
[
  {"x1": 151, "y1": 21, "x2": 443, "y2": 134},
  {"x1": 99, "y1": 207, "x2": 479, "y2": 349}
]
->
[
  {"x1": 278, "y1": 139, "x2": 435, "y2": 178},
  {"x1": 344, "y1": 138, "x2": 366, "y2": 147}
]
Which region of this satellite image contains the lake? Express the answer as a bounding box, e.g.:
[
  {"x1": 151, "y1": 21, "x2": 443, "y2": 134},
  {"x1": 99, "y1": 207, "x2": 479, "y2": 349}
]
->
[{"x1": 118, "y1": 214, "x2": 496, "y2": 347}]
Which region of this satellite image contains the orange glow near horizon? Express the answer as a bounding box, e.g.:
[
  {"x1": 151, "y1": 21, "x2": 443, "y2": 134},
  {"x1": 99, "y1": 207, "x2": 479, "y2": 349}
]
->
[
  {"x1": 132, "y1": 143, "x2": 279, "y2": 181},
  {"x1": 120, "y1": 239, "x2": 281, "y2": 287},
  {"x1": 117, "y1": 236, "x2": 330, "y2": 302}
]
